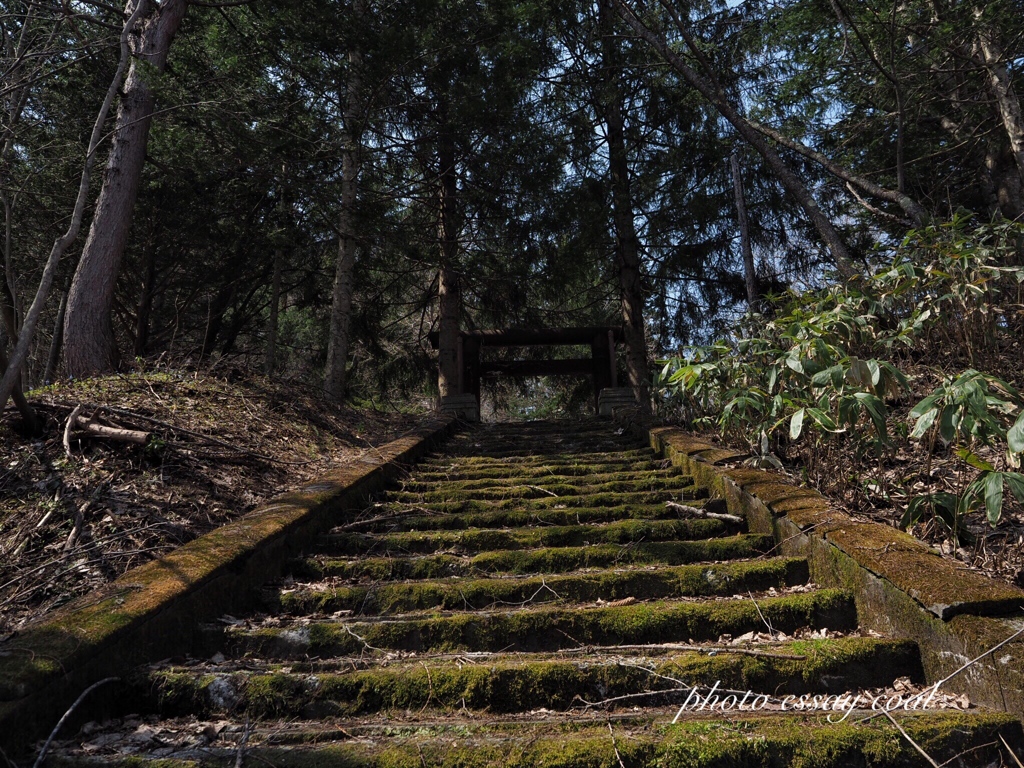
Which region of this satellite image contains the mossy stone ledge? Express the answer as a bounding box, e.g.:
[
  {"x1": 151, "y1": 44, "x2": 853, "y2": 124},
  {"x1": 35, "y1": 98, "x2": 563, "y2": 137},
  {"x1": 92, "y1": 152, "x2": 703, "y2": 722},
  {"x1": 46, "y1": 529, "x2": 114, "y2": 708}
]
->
[{"x1": 646, "y1": 424, "x2": 1024, "y2": 721}]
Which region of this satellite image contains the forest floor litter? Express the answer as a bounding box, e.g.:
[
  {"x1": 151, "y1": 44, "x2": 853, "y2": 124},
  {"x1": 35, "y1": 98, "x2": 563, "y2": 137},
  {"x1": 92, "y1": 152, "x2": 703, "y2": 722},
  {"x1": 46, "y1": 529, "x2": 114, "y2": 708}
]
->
[{"x1": 0, "y1": 368, "x2": 421, "y2": 635}]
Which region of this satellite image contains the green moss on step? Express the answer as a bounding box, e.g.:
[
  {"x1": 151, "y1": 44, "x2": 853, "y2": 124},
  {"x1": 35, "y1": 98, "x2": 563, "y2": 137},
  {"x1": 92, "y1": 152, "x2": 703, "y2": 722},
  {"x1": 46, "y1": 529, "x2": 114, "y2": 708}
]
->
[
  {"x1": 234, "y1": 589, "x2": 856, "y2": 657},
  {"x1": 300, "y1": 535, "x2": 775, "y2": 581},
  {"x1": 419, "y1": 448, "x2": 655, "y2": 467},
  {"x1": 401, "y1": 467, "x2": 685, "y2": 493},
  {"x1": 411, "y1": 460, "x2": 670, "y2": 482},
  {"x1": 58, "y1": 713, "x2": 1019, "y2": 768},
  {"x1": 382, "y1": 488, "x2": 710, "y2": 514},
  {"x1": 326, "y1": 518, "x2": 731, "y2": 556},
  {"x1": 357, "y1": 502, "x2": 698, "y2": 533},
  {"x1": 276, "y1": 558, "x2": 807, "y2": 615},
  {"x1": 387, "y1": 489, "x2": 692, "y2": 507},
  {"x1": 398, "y1": 476, "x2": 692, "y2": 501},
  {"x1": 143, "y1": 637, "x2": 919, "y2": 718}
]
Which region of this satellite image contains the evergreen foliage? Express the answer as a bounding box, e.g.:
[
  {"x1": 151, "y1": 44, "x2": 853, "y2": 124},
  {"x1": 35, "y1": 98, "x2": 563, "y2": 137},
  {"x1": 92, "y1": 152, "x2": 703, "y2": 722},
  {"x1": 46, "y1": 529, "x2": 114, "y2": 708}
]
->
[{"x1": 1, "y1": 0, "x2": 1023, "y2": 412}]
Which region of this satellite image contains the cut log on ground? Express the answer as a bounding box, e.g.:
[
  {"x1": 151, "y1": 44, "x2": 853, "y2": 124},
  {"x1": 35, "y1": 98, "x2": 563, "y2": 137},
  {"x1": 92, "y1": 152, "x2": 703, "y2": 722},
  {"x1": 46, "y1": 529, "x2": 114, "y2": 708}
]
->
[{"x1": 63, "y1": 406, "x2": 150, "y2": 451}]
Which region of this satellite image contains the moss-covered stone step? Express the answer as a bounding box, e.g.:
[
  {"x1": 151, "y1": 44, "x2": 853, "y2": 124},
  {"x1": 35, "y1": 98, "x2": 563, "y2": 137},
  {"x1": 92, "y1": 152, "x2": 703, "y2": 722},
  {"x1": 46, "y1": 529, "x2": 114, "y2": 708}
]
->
[
  {"x1": 446, "y1": 423, "x2": 626, "y2": 443},
  {"x1": 145, "y1": 637, "x2": 921, "y2": 718},
  {"x1": 416, "y1": 447, "x2": 657, "y2": 468},
  {"x1": 345, "y1": 501, "x2": 707, "y2": 533},
  {"x1": 384, "y1": 489, "x2": 707, "y2": 514},
  {"x1": 455, "y1": 422, "x2": 612, "y2": 437},
  {"x1": 391, "y1": 477, "x2": 700, "y2": 503},
  {"x1": 437, "y1": 439, "x2": 641, "y2": 458},
  {"x1": 270, "y1": 558, "x2": 809, "y2": 615},
  {"x1": 437, "y1": 441, "x2": 642, "y2": 458},
  {"x1": 444, "y1": 434, "x2": 634, "y2": 450},
  {"x1": 45, "y1": 712, "x2": 1022, "y2": 767},
  {"x1": 399, "y1": 467, "x2": 687, "y2": 493},
  {"x1": 297, "y1": 535, "x2": 776, "y2": 581},
  {"x1": 226, "y1": 588, "x2": 856, "y2": 658},
  {"x1": 409, "y1": 459, "x2": 672, "y2": 482},
  {"x1": 319, "y1": 518, "x2": 734, "y2": 557}
]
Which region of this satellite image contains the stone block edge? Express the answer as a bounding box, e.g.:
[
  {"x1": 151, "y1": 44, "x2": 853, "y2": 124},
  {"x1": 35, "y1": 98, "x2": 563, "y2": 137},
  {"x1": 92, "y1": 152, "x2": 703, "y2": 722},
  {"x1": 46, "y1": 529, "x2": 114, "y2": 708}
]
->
[
  {"x1": 0, "y1": 415, "x2": 458, "y2": 753},
  {"x1": 647, "y1": 425, "x2": 1024, "y2": 720}
]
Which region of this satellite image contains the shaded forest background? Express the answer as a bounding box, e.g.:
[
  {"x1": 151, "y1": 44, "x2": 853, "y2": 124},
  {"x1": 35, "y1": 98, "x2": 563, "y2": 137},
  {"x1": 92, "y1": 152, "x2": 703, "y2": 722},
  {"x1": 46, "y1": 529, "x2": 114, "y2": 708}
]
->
[
  {"x1": 2, "y1": 0, "x2": 1023, "y2": 411},
  {"x1": 4, "y1": 0, "x2": 1024, "y2": 621}
]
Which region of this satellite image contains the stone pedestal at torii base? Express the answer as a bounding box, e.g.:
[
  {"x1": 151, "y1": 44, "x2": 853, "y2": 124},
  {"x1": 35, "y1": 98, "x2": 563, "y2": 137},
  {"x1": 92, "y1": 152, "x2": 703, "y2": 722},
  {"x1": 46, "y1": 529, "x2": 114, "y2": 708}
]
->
[
  {"x1": 597, "y1": 387, "x2": 638, "y2": 416},
  {"x1": 440, "y1": 394, "x2": 481, "y2": 422}
]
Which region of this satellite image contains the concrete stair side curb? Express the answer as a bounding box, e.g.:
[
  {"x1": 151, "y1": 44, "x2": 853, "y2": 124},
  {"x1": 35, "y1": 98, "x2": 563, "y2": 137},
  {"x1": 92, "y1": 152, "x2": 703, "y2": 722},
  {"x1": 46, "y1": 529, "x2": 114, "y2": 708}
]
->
[
  {"x1": 0, "y1": 416, "x2": 458, "y2": 751},
  {"x1": 647, "y1": 426, "x2": 1024, "y2": 721}
]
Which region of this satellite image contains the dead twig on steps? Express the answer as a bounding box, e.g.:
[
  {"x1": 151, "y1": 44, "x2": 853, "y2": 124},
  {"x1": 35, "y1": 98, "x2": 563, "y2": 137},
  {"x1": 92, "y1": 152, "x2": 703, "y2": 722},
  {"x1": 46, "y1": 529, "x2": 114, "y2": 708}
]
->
[
  {"x1": 523, "y1": 485, "x2": 559, "y2": 497},
  {"x1": 290, "y1": 642, "x2": 806, "y2": 669},
  {"x1": 666, "y1": 500, "x2": 743, "y2": 524},
  {"x1": 33, "y1": 677, "x2": 119, "y2": 768},
  {"x1": 575, "y1": 688, "x2": 686, "y2": 711},
  {"x1": 607, "y1": 722, "x2": 627, "y2": 768},
  {"x1": 748, "y1": 591, "x2": 776, "y2": 638},
  {"x1": 335, "y1": 511, "x2": 419, "y2": 531},
  {"x1": 234, "y1": 716, "x2": 250, "y2": 768},
  {"x1": 490, "y1": 578, "x2": 563, "y2": 609},
  {"x1": 578, "y1": 643, "x2": 805, "y2": 660},
  {"x1": 881, "y1": 710, "x2": 941, "y2": 768},
  {"x1": 419, "y1": 661, "x2": 435, "y2": 714},
  {"x1": 614, "y1": 536, "x2": 645, "y2": 564},
  {"x1": 344, "y1": 624, "x2": 386, "y2": 654},
  {"x1": 1000, "y1": 733, "x2": 1024, "y2": 768}
]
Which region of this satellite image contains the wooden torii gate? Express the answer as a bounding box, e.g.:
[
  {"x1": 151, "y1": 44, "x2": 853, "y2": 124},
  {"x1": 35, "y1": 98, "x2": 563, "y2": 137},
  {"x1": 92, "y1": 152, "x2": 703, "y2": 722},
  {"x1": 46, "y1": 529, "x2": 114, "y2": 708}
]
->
[{"x1": 428, "y1": 326, "x2": 627, "y2": 419}]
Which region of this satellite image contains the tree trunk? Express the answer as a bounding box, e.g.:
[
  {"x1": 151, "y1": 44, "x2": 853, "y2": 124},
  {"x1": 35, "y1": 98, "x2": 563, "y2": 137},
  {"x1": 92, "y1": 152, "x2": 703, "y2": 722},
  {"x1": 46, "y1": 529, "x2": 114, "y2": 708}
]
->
[
  {"x1": 745, "y1": 118, "x2": 928, "y2": 226},
  {"x1": 974, "y1": 11, "x2": 1024, "y2": 188},
  {"x1": 0, "y1": 2, "x2": 148, "y2": 415},
  {"x1": 200, "y1": 282, "x2": 236, "y2": 361},
  {"x1": 983, "y1": 142, "x2": 1024, "y2": 219},
  {"x1": 63, "y1": 0, "x2": 188, "y2": 378},
  {"x1": 264, "y1": 248, "x2": 281, "y2": 376},
  {"x1": 599, "y1": 0, "x2": 651, "y2": 414},
  {"x1": 436, "y1": 128, "x2": 460, "y2": 400},
  {"x1": 324, "y1": 15, "x2": 365, "y2": 399},
  {"x1": 2, "y1": 194, "x2": 19, "y2": 339},
  {"x1": 613, "y1": 0, "x2": 858, "y2": 277},
  {"x1": 219, "y1": 281, "x2": 261, "y2": 358},
  {"x1": 0, "y1": 340, "x2": 36, "y2": 430},
  {"x1": 43, "y1": 290, "x2": 67, "y2": 385},
  {"x1": 730, "y1": 152, "x2": 758, "y2": 308},
  {"x1": 133, "y1": 241, "x2": 156, "y2": 357}
]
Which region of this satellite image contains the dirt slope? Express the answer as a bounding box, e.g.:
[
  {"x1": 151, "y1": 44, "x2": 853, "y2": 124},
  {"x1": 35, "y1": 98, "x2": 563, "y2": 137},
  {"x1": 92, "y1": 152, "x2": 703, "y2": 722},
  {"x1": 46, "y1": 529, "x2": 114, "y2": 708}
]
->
[{"x1": 0, "y1": 370, "x2": 420, "y2": 636}]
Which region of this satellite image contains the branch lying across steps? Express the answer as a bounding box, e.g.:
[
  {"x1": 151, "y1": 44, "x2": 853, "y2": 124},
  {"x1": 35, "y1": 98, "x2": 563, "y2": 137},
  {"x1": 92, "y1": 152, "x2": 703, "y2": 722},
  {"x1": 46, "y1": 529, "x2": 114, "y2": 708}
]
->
[{"x1": 666, "y1": 500, "x2": 744, "y2": 525}]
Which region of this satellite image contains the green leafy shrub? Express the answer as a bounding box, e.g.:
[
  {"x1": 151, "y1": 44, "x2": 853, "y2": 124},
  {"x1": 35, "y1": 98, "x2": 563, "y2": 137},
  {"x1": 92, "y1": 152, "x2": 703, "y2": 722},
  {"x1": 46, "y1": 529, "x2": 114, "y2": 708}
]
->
[{"x1": 657, "y1": 217, "x2": 1024, "y2": 537}]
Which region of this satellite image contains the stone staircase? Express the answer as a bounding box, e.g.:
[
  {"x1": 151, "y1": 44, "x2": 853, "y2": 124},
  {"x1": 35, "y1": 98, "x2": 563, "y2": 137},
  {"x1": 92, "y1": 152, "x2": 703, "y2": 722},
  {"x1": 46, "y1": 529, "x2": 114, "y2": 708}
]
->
[{"x1": 41, "y1": 421, "x2": 1023, "y2": 766}]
